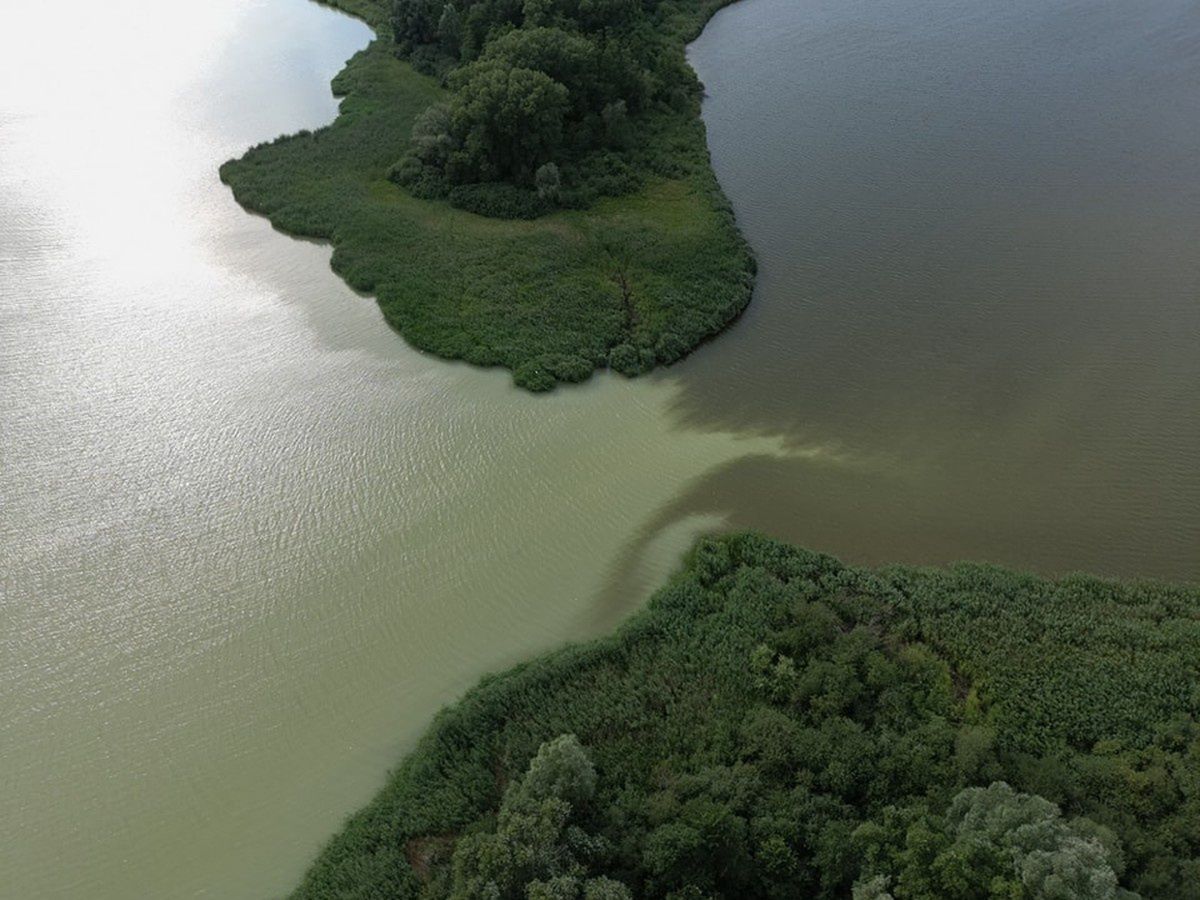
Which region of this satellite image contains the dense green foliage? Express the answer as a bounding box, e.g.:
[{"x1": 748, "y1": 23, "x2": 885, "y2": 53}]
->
[
  {"x1": 387, "y1": 0, "x2": 719, "y2": 214},
  {"x1": 291, "y1": 533, "x2": 1200, "y2": 898},
  {"x1": 219, "y1": 0, "x2": 754, "y2": 390}
]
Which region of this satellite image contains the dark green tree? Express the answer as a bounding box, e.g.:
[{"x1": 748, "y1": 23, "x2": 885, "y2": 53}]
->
[
  {"x1": 856, "y1": 783, "x2": 1139, "y2": 900},
  {"x1": 448, "y1": 735, "x2": 629, "y2": 899},
  {"x1": 446, "y1": 61, "x2": 570, "y2": 183},
  {"x1": 481, "y1": 27, "x2": 602, "y2": 116},
  {"x1": 535, "y1": 162, "x2": 562, "y2": 200},
  {"x1": 391, "y1": 0, "x2": 441, "y2": 44},
  {"x1": 437, "y1": 3, "x2": 463, "y2": 55}
]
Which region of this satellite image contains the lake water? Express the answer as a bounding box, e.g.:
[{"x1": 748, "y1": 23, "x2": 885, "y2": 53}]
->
[
  {"x1": 2, "y1": 0, "x2": 1196, "y2": 896},
  {"x1": 683, "y1": 0, "x2": 1200, "y2": 580}
]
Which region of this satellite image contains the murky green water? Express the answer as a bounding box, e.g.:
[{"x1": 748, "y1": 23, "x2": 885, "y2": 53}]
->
[{"x1": 2, "y1": 0, "x2": 1196, "y2": 896}]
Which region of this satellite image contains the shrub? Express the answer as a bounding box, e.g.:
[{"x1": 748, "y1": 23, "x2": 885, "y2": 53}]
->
[
  {"x1": 543, "y1": 353, "x2": 592, "y2": 383},
  {"x1": 535, "y1": 162, "x2": 562, "y2": 202},
  {"x1": 607, "y1": 343, "x2": 642, "y2": 376},
  {"x1": 513, "y1": 359, "x2": 558, "y2": 392},
  {"x1": 654, "y1": 332, "x2": 687, "y2": 364},
  {"x1": 445, "y1": 61, "x2": 570, "y2": 184},
  {"x1": 448, "y1": 182, "x2": 550, "y2": 219}
]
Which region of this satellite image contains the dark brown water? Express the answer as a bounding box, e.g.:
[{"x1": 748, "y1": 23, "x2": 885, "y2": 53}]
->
[{"x1": 661, "y1": 0, "x2": 1200, "y2": 582}]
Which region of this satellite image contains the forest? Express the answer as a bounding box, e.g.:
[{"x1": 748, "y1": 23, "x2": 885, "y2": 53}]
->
[
  {"x1": 291, "y1": 533, "x2": 1200, "y2": 899},
  {"x1": 219, "y1": 0, "x2": 754, "y2": 390},
  {"x1": 387, "y1": 0, "x2": 724, "y2": 218}
]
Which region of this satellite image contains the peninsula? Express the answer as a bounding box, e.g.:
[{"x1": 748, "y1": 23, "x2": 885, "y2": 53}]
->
[
  {"x1": 220, "y1": 0, "x2": 754, "y2": 391},
  {"x1": 292, "y1": 534, "x2": 1199, "y2": 899}
]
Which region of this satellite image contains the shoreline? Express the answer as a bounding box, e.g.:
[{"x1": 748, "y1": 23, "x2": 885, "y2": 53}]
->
[
  {"x1": 287, "y1": 531, "x2": 1200, "y2": 897},
  {"x1": 219, "y1": 0, "x2": 757, "y2": 392}
]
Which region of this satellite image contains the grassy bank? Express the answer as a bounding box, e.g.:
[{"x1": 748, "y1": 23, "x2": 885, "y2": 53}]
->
[
  {"x1": 292, "y1": 533, "x2": 1200, "y2": 898},
  {"x1": 219, "y1": 0, "x2": 754, "y2": 391}
]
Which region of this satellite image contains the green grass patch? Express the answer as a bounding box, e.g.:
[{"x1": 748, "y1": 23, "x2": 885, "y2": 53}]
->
[{"x1": 220, "y1": 0, "x2": 754, "y2": 391}]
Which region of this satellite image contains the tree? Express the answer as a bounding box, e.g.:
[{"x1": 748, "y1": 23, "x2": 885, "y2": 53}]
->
[
  {"x1": 573, "y1": 0, "x2": 640, "y2": 31},
  {"x1": 447, "y1": 61, "x2": 570, "y2": 183},
  {"x1": 391, "y1": 0, "x2": 440, "y2": 44},
  {"x1": 516, "y1": 733, "x2": 597, "y2": 808},
  {"x1": 601, "y1": 100, "x2": 630, "y2": 148},
  {"x1": 944, "y1": 783, "x2": 1129, "y2": 900},
  {"x1": 527, "y1": 875, "x2": 633, "y2": 900},
  {"x1": 860, "y1": 783, "x2": 1139, "y2": 900},
  {"x1": 483, "y1": 27, "x2": 601, "y2": 116},
  {"x1": 522, "y1": 0, "x2": 556, "y2": 27},
  {"x1": 583, "y1": 878, "x2": 633, "y2": 900},
  {"x1": 448, "y1": 735, "x2": 625, "y2": 900},
  {"x1": 852, "y1": 875, "x2": 894, "y2": 900},
  {"x1": 409, "y1": 102, "x2": 455, "y2": 167},
  {"x1": 438, "y1": 3, "x2": 463, "y2": 55},
  {"x1": 535, "y1": 162, "x2": 562, "y2": 201}
]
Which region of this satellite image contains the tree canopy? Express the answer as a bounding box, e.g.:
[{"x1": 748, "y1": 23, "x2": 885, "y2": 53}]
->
[
  {"x1": 445, "y1": 61, "x2": 571, "y2": 183},
  {"x1": 388, "y1": 0, "x2": 708, "y2": 215},
  {"x1": 290, "y1": 533, "x2": 1200, "y2": 898}
]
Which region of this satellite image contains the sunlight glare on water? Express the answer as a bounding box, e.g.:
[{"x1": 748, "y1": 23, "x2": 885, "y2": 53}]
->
[{"x1": 0, "y1": 2, "x2": 781, "y2": 897}]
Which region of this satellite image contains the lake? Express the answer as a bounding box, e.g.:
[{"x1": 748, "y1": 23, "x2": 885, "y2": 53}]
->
[
  {"x1": 2, "y1": 0, "x2": 1196, "y2": 896},
  {"x1": 683, "y1": 0, "x2": 1200, "y2": 580}
]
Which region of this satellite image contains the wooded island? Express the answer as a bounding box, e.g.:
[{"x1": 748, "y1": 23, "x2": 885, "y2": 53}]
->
[{"x1": 220, "y1": 0, "x2": 754, "y2": 390}]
